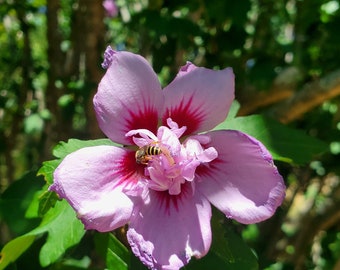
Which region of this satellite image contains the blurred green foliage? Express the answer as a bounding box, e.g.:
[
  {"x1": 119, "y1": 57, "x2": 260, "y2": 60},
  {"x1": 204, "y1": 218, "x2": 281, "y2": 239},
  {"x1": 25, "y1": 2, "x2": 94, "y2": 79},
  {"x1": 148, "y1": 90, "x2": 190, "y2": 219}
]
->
[{"x1": 1, "y1": 0, "x2": 340, "y2": 269}]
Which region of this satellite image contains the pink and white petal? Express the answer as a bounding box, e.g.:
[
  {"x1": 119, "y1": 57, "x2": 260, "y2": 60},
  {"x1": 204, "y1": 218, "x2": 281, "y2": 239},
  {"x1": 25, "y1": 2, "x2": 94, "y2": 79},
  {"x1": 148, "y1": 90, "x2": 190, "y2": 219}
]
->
[
  {"x1": 162, "y1": 64, "x2": 234, "y2": 136},
  {"x1": 126, "y1": 128, "x2": 158, "y2": 147},
  {"x1": 196, "y1": 130, "x2": 286, "y2": 224},
  {"x1": 175, "y1": 62, "x2": 198, "y2": 78},
  {"x1": 50, "y1": 145, "x2": 144, "y2": 232},
  {"x1": 94, "y1": 50, "x2": 164, "y2": 145},
  {"x1": 78, "y1": 189, "x2": 134, "y2": 232},
  {"x1": 127, "y1": 183, "x2": 212, "y2": 270}
]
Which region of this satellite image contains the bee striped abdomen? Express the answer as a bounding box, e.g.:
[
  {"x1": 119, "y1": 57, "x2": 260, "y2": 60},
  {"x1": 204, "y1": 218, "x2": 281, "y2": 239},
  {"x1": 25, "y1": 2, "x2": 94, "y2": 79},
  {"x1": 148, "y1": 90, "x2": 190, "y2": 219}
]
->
[
  {"x1": 146, "y1": 146, "x2": 161, "y2": 156},
  {"x1": 135, "y1": 145, "x2": 162, "y2": 165}
]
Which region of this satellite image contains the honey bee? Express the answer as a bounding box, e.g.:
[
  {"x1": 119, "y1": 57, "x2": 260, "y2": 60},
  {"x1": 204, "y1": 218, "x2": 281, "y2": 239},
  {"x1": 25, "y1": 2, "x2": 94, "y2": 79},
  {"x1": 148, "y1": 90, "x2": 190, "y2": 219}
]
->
[
  {"x1": 135, "y1": 145, "x2": 162, "y2": 165},
  {"x1": 135, "y1": 143, "x2": 175, "y2": 165}
]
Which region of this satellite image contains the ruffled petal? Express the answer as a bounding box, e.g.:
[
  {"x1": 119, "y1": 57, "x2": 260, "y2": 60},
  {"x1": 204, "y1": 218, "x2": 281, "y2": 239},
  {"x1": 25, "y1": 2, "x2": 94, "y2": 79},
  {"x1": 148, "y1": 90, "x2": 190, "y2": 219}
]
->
[
  {"x1": 196, "y1": 130, "x2": 285, "y2": 224},
  {"x1": 127, "y1": 183, "x2": 212, "y2": 270},
  {"x1": 162, "y1": 62, "x2": 234, "y2": 136},
  {"x1": 50, "y1": 145, "x2": 143, "y2": 232},
  {"x1": 94, "y1": 50, "x2": 164, "y2": 145}
]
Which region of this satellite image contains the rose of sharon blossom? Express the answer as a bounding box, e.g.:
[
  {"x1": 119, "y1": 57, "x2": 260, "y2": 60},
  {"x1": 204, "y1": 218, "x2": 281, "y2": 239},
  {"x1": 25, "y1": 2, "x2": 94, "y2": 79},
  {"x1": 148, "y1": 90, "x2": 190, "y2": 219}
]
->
[{"x1": 50, "y1": 46, "x2": 285, "y2": 270}]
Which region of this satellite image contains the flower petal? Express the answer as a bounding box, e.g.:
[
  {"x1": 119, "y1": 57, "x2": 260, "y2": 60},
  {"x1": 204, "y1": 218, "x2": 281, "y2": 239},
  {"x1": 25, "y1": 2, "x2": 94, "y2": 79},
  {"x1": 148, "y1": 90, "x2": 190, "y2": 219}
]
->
[
  {"x1": 127, "y1": 184, "x2": 212, "y2": 269},
  {"x1": 94, "y1": 50, "x2": 164, "y2": 145},
  {"x1": 162, "y1": 63, "x2": 234, "y2": 136},
  {"x1": 196, "y1": 130, "x2": 285, "y2": 224},
  {"x1": 50, "y1": 145, "x2": 143, "y2": 232}
]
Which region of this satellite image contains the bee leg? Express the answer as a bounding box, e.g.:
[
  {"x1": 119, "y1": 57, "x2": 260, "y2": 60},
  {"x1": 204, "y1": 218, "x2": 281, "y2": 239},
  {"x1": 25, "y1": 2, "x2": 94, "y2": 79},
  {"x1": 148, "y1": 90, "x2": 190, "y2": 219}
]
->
[{"x1": 159, "y1": 146, "x2": 175, "y2": 166}]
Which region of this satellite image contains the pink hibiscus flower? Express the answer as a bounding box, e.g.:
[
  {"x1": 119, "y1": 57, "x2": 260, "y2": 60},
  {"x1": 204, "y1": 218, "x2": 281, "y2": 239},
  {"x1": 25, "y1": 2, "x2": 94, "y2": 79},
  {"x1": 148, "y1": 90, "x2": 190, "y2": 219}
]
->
[{"x1": 50, "y1": 46, "x2": 285, "y2": 270}]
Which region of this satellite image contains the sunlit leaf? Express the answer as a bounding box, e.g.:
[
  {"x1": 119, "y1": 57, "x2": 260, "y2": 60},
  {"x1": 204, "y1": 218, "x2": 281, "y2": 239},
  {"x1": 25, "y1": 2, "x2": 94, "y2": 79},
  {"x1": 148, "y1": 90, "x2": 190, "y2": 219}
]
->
[
  {"x1": 215, "y1": 114, "x2": 328, "y2": 164},
  {"x1": 36, "y1": 160, "x2": 62, "y2": 215},
  {"x1": 52, "y1": 138, "x2": 121, "y2": 159},
  {"x1": 30, "y1": 200, "x2": 85, "y2": 267},
  {"x1": 25, "y1": 188, "x2": 44, "y2": 219},
  {"x1": 0, "y1": 234, "x2": 36, "y2": 270},
  {"x1": 106, "y1": 233, "x2": 130, "y2": 270},
  {"x1": 226, "y1": 100, "x2": 241, "y2": 121},
  {"x1": 38, "y1": 159, "x2": 61, "y2": 185}
]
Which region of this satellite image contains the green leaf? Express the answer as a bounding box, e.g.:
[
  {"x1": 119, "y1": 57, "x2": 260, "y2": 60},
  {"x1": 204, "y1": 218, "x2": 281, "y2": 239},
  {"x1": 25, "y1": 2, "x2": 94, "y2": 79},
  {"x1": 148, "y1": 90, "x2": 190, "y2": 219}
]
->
[
  {"x1": 106, "y1": 234, "x2": 130, "y2": 270},
  {"x1": 37, "y1": 188, "x2": 59, "y2": 216},
  {"x1": 38, "y1": 159, "x2": 61, "y2": 185},
  {"x1": 52, "y1": 138, "x2": 121, "y2": 159},
  {"x1": 185, "y1": 210, "x2": 258, "y2": 270},
  {"x1": 25, "y1": 188, "x2": 44, "y2": 219},
  {"x1": 0, "y1": 199, "x2": 86, "y2": 269},
  {"x1": 215, "y1": 114, "x2": 328, "y2": 164},
  {"x1": 0, "y1": 171, "x2": 44, "y2": 235},
  {"x1": 37, "y1": 160, "x2": 62, "y2": 215},
  {"x1": 226, "y1": 100, "x2": 241, "y2": 121},
  {"x1": 0, "y1": 172, "x2": 44, "y2": 270},
  {"x1": 56, "y1": 256, "x2": 91, "y2": 269},
  {"x1": 210, "y1": 213, "x2": 258, "y2": 270},
  {"x1": 31, "y1": 200, "x2": 85, "y2": 267},
  {"x1": 0, "y1": 234, "x2": 36, "y2": 270}
]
